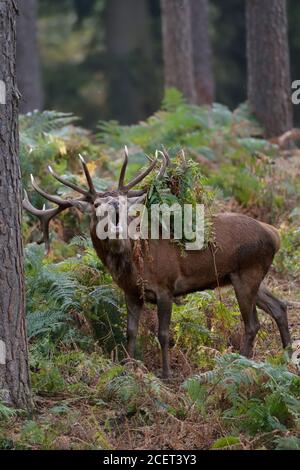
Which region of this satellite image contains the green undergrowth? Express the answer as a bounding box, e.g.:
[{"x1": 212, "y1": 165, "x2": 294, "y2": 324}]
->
[
  {"x1": 98, "y1": 89, "x2": 299, "y2": 216},
  {"x1": 25, "y1": 239, "x2": 126, "y2": 354},
  {"x1": 1, "y1": 347, "x2": 299, "y2": 450},
  {"x1": 274, "y1": 220, "x2": 300, "y2": 279},
  {"x1": 172, "y1": 291, "x2": 240, "y2": 367},
  {"x1": 184, "y1": 353, "x2": 300, "y2": 449}
]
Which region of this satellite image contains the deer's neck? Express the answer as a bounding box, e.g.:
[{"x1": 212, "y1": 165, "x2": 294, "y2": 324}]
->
[
  {"x1": 105, "y1": 240, "x2": 133, "y2": 283},
  {"x1": 90, "y1": 227, "x2": 135, "y2": 287}
]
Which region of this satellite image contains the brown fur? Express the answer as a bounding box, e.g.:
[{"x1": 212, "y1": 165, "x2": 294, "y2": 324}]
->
[{"x1": 90, "y1": 212, "x2": 291, "y2": 378}]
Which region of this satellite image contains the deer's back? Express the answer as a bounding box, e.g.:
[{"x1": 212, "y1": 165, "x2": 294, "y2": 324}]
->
[{"x1": 143, "y1": 213, "x2": 279, "y2": 300}]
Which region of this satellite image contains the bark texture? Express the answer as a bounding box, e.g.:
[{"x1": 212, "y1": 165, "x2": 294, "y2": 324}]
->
[
  {"x1": 0, "y1": 0, "x2": 32, "y2": 409},
  {"x1": 161, "y1": 0, "x2": 196, "y2": 103},
  {"x1": 17, "y1": 0, "x2": 43, "y2": 113},
  {"x1": 190, "y1": 0, "x2": 214, "y2": 105},
  {"x1": 246, "y1": 0, "x2": 292, "y2": 137}
]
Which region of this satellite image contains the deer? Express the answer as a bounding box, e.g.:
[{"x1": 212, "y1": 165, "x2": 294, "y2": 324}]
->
[{"x1": 23, "y1": 148, "x2": 292, "y2": 379}]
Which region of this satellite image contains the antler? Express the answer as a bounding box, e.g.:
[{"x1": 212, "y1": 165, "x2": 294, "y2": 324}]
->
[
  {"x1": 118, "y1": 146, "x2": 157, "y2": 193},
  {"x1": 78, "y1": 154, "x2": 96, "y2": 196},
  {"x1": 118, "y1": 146, "x2": 169, "y2": 196},
  {"x1": 23, "y1": 189, "x2": 75, "y2": 255},
  {"x1": 23, "y1": 148, "x2": 170, "y2": 254},
  {"x1": 23, "y1": 155, "x2": 95, "y2": 254},
  {"x1": 156, "y1": 150, "x2": 169, "y2": 179}
]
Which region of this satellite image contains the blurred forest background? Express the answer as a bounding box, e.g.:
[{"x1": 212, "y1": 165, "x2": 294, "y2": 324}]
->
[{"x1": 18, "y1": 0, "x2": 300, "y2": 128}]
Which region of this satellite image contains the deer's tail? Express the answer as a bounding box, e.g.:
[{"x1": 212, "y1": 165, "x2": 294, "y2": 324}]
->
[{"x1": 259, "y1": 222, "x2": 281, "y2": 253}]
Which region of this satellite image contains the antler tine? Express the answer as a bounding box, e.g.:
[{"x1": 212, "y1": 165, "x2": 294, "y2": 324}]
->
[
  {"x1": 118, "y1": 145, "x2": 129, "y2": 190},
  {"x1": 127, "y1": 188, "x2": 148, "y2": 197},
  {"x1": 181, "y1": 148, "x2": 187, "y2": 169},
  {"x1": 145, "y1": 153, "x2": 154, "y2": 162},
  {"x1": 157, "y1": 150, "x2": 168, "y2": 179},
  {"x1": 23, "y1": 189, "x2": 55, "y2": 217},
  {"x1": 79, "y1": 154, "x2": 96, "y2": 195},
  {"x1": 126, "y1": 150, "x2": 170, "y2": 196},
  {"x1": 23, "y1": 190, "x2": 72, "y2": 255},
  {"x1": 48, "y1": 165, "x2": 88, "y2": 196},
  {"x1": 122, "y1": 158, "x2": 157, "y2": 192},
  {"x1": 30, "y1": 174, "x2": 73, "y2": 207},
  {"x1": 25, "y1": 157, "x2": 97, "y2": 254},
  {"x1": 161, "y1": 145, "x2": 171, "y2": 165}
]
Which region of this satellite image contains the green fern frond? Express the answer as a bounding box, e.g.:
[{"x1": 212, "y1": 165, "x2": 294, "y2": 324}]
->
[
  {"x1": 184, "y1": 353, "x2": 300, "y2": 435},
  {"x1": 20, "y1": 110, "x2": 78, "y2": 140},
  {"x1": 0, "y1": 402, "x2": 17, "y2": 419}
]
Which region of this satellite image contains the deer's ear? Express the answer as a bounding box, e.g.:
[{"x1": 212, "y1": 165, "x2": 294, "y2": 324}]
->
[
  {"x1": 72, "y1": 200, "x2": 94, "y2": 214},
  {"x1": 128, "y1": 194, "x2": 147, "y2": 206}
]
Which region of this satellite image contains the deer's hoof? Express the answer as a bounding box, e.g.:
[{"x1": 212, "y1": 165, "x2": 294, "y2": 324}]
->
[
  {"x1": 240, "y1": 344, "x2": 254, "y2": 358},
  {"x1": 160, "y1": 371, "x2": 171, "y2": 382}
]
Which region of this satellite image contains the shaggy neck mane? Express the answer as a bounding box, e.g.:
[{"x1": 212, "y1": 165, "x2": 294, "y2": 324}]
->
[{"x1": 102, "y1": 239, "x2": 133, "y2": 282}]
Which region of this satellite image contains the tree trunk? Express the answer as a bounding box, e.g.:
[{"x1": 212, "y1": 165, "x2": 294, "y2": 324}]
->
[
  {"x1": 246, "y1": 0, "x2": 292, "y2": 137},
  {"x1": 105, "y1": 0, "x2": 158, "y2": 124},
  {"x1": 161, "y1": 0, "x2": 196, "y2": 103},
  {"x1": 190, "y1": 0, "x2": 214, "y2": 105},
  {"x1": 17, "y1": 0, "x2": 43, "y2": 113},
  {"x1": 0, "y1": 0, "x2": 32, "y2": 409}
]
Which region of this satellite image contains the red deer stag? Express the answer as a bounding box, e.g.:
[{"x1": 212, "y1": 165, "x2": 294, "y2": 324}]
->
[{"x1": 23, "y1": 149, "x2": 291, "y2": 378}]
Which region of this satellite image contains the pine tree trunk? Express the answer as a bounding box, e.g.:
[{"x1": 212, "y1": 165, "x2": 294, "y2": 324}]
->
[
  {"x1": 0, "y1": 0, "x2": 32, "y2": 409},
  {"x1": 161, "y1": 0, "x2": 196, "y2": 103},
  {"x1": 246, "y1": 0, "x2": 292, "y2": 137},
  {"x1": 17, "y1": 0, "x2": 43, "y2": 113},
  {"x1": 105, "y1": 0, "x2": 158, "y2": 124},
  {"x1": 190, "y1": 0, "x2": 214, "y2": 105}
]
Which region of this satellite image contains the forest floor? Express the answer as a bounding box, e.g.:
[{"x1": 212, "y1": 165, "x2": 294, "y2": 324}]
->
[{"x1": 2, "y1": 272, "x2": 299, "y2": 451}]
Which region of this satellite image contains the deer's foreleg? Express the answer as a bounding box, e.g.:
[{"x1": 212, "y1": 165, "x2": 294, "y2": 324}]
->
[
  {"x1": 157, "y1": 294, "x2": 173, "y2": 379},
  {"x1": 126, "y1": 294, "x2": 144, "y2": 358}
]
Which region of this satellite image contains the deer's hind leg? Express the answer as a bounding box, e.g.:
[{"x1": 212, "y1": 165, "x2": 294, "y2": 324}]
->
[
  {"x1": 256, "y1": 286, "x2": 291, "y2": 352},
  {"x1": 230, "y1": 270, "x2": 262, "y2": 357},
  {"x1": 126, "y1": 294, "x2": 144, "y2": 358}
]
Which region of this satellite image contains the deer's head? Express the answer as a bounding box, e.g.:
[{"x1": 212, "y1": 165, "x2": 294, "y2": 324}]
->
[{"x1": 23, "y1": 147, "x2": 168, "y2": 254}]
